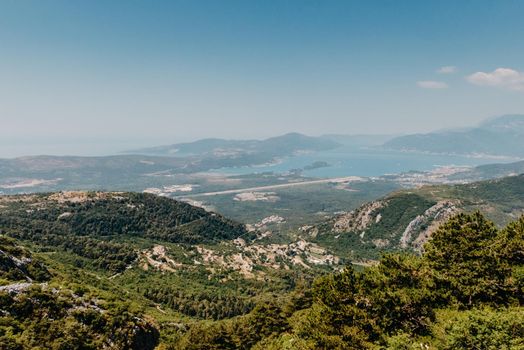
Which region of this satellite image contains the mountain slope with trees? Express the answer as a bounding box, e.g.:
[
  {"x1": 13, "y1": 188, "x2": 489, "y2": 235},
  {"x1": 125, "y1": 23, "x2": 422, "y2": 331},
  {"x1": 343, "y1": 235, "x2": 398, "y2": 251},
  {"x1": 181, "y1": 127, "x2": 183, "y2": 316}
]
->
[
  {"x1": 173, "y1": 212, "x2": 524, "y2": 349},
  {"x1": 1, "y1": 181, "x2": 523, "y2": 348},
  {"x1": 309, "y1": 174, "x2": 524, "y2": 261}
]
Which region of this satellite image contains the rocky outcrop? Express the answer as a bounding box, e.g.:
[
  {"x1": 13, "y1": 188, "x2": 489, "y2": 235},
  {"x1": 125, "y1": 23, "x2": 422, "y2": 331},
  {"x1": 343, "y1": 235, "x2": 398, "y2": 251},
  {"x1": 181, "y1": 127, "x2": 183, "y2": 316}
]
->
[
  {"x1": 399, "y1": 200, "x2": 460, "y2": 251},
  {"x1": 194, "y1": 239, "x2": 341, "y2": 279},
  {"x1": 333, "y1": 200, "x2": 385, "y2": 233}
]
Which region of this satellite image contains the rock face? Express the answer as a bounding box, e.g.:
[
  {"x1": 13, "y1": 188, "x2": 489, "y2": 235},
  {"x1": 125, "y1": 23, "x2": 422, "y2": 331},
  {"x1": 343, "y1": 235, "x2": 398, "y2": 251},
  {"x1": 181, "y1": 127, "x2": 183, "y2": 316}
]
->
[
  {"x1": 141, "y1": 245, "x2": 183, "y2": 272},
  {"x1": 0, "y1": 282, "x2": 33, "y2": 293},
  {"x1": 399, "y1": 201, "x2": 460, "y2": 251},
  {"x1": 333, "y1": 201, "x2": 385, "y2": 233},
  {"x1": 317, "y1": 175, "x2": 524, "y2": 258},
  {"x1": 319, "y1": 193, "x2": 462, "y2": 254}
]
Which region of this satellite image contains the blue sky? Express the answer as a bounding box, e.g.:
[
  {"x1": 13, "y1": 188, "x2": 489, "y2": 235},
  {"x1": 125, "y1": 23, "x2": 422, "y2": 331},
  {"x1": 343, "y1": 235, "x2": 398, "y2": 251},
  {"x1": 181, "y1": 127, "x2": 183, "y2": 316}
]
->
[{"x1": 1, "y1": 0, "x2": 524, "y2": 156}]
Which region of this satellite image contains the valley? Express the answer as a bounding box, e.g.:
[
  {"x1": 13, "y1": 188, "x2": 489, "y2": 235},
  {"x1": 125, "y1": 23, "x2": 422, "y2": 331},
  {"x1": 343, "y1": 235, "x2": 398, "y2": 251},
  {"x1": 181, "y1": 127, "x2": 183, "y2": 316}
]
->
[
  {"x1": 3, "y1": 2, "x2": 524, "y2": 347},
  {"x1": 1, "y1": 171, "x2": 524, "y2": 348},
  {"x1": 3, "y1": 117, "x2": 524, "y2": 235},
  {"x1": 2, "y1": 116, "x2": 524, "y2": 349}
]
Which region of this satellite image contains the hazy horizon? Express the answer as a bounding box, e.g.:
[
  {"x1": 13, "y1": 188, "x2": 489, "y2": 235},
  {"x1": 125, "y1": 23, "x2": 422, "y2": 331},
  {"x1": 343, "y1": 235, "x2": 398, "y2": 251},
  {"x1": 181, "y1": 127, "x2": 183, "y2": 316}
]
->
[
  {"x1": 2, "y1": 1, "x2": 524, "y2": 157},
  {"x1": 1, "y1": 130, "x2": 394, "y2": 158},
  {"x1": 1, "y1": 113, "x2": 523, "y2": 159}
]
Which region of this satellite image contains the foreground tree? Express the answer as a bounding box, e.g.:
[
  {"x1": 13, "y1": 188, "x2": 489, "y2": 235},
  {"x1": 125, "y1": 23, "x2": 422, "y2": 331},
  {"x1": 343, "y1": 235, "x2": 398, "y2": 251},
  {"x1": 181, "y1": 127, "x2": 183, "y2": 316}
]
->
[{"x1": 424, "y1": 212, "x2": 511, "y2": 307}]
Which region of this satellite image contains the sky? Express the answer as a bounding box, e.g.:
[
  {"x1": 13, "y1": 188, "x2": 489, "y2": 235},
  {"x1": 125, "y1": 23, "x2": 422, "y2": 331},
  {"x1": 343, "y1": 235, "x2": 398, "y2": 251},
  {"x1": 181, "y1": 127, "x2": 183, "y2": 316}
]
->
[{"x1": 1, "y1": 0, "x2": 524, "y2": 157}]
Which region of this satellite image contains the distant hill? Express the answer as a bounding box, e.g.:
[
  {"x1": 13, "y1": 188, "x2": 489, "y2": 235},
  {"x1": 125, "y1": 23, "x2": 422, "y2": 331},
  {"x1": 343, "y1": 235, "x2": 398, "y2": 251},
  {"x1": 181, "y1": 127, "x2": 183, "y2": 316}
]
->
[
  {"x1": 0, "y1": 192, "x2": 246, "y2": 254},
  {"x1": 0, "y1": 154, "x2": 198, "y2": 194},
  {"x1": 383, "y1": 114, "x2": 524, "y2": 157},
  {"x1": 126, "y1": 132, "x2": 340, "y2": 157},
  {"x1": 0, "y1": 154, "x2": 186, "y2": 177},
  {"x1": 321, "y1": 133, "x2": 396, "y2": 147},
  {"x1": 449, "y1": 159, "x2": 524, "y2": 181},
  {"x1": 0, "y1": 133, "x2": 341, "y2": 195}
]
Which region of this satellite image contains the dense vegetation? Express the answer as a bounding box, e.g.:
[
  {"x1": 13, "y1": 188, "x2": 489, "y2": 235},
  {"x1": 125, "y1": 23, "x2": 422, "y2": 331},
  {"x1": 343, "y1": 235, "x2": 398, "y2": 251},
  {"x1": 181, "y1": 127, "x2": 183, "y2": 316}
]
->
[
  {"x1": 1, "y1": 192, "x2": 246, "y2": 243},
  {"x1": 0, "y1": 192, "x2": 246, "y2": 273},
  {"x1": 0, "y1": 191, "x2": 311, "y2": 348},
  {"x1": 1, "y1": 188, "x2": 523, "y2": 349},
  {"x1": 143, "y1": 286, "x2": 255, "y2": 320},
  {"x1": 0, "y1": 236, "x2": 160, "y2": 350},
  {"x1": 0, "y1": 286, "x2": 160, "y2": 350},
  {"x1": 175, "y1": 212, "x2": 524, "y2": 349},
  {"x1": 0, "y1": 236, "x2": 51, "y2": 283}
]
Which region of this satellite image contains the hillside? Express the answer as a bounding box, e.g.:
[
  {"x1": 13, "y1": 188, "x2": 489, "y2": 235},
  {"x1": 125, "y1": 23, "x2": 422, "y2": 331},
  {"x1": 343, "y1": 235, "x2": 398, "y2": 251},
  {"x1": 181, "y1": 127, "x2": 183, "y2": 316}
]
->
[
  {"x1": 1, "y1": 191, "x2": 244, "y2": 244},
  {"x1": 180, "y1": 212, "x2": 523, "y2": 349},
  {"x1": 309, "y1": 174, "x2": 524, "y2": 260},
  {"x1": 146, "y1": 172, "x2": 524, "y2": 349},
  {"x1": 1, "y1": 181, "x2": 523, "y2": 348},
  {"x1": 0, "y1": 192, "x2": 331, "y2": 347},
  {"x1": 383, "y1": 114, "x2": 524, "y2": 157},
  {"x1": 0, "y1": 236, "x2": 160, "y2": 349}
]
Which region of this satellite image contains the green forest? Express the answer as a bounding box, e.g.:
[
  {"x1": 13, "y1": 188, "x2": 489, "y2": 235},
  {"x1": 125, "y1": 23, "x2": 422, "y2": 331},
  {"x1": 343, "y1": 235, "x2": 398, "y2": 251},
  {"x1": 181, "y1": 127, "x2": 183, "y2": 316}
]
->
[
  {"x1": 172, "y1": 212, "x2": 524, "y2": 349},
  {"x1": 0, "y1": 191, "x2": 523, "y2": 349}
]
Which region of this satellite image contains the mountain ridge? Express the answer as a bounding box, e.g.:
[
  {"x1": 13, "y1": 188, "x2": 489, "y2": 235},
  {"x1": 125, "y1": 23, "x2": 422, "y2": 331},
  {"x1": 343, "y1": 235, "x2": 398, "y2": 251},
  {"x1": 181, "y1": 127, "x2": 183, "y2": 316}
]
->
[
  {"x1": 124, "y1": 132, "x2": 341, "y2": 157},
  {"x1": 383, "y1": 114, "x2": 524, "y2": 157}
]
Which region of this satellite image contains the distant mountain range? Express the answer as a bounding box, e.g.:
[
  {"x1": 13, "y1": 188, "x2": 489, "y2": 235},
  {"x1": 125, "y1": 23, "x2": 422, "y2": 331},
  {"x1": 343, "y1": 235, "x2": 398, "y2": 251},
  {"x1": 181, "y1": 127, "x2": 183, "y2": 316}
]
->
[
  {"x1": 321, "y1": 133, "x2": 396, "y2": 147},
  {"x1": 127, "y1": 114, "x2": 524, "y2": 160},
  {"x1": 2, "y1": 115, "x2": 524, "y2": 198},
  {"x1": 126, "y1": 132, "x2": 340, "y2": 157},
  {"x1": 383, "y1": 114, "x2": 524, "y2": 158}
]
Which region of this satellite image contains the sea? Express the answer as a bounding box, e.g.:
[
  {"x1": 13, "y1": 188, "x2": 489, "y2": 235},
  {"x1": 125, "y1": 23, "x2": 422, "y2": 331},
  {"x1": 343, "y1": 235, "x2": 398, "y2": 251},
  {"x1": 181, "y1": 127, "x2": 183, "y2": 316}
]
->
[{"x1": 212, "y1": 146, "x2": 520, "y2": 178}]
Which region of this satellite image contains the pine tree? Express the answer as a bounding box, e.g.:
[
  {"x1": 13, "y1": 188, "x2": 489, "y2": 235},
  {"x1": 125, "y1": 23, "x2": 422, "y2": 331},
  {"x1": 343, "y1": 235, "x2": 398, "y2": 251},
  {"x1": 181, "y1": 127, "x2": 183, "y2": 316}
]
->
[{"x1": 424, "y1": 212, "x2": 511, "y2": 306}]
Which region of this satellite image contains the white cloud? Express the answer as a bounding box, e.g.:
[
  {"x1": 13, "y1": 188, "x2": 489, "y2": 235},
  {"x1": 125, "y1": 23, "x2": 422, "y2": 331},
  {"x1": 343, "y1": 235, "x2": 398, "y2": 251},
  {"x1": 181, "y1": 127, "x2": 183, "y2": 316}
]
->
[
  {"x1": 437, "y1": 66, "x2": 457, "y2": 74},
  {"x1": 417, "y1": 81, "x2": 448, "y2": 89},
  {"x1": 467, "y1": 68, "x2": 524, "y2": 91}
]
